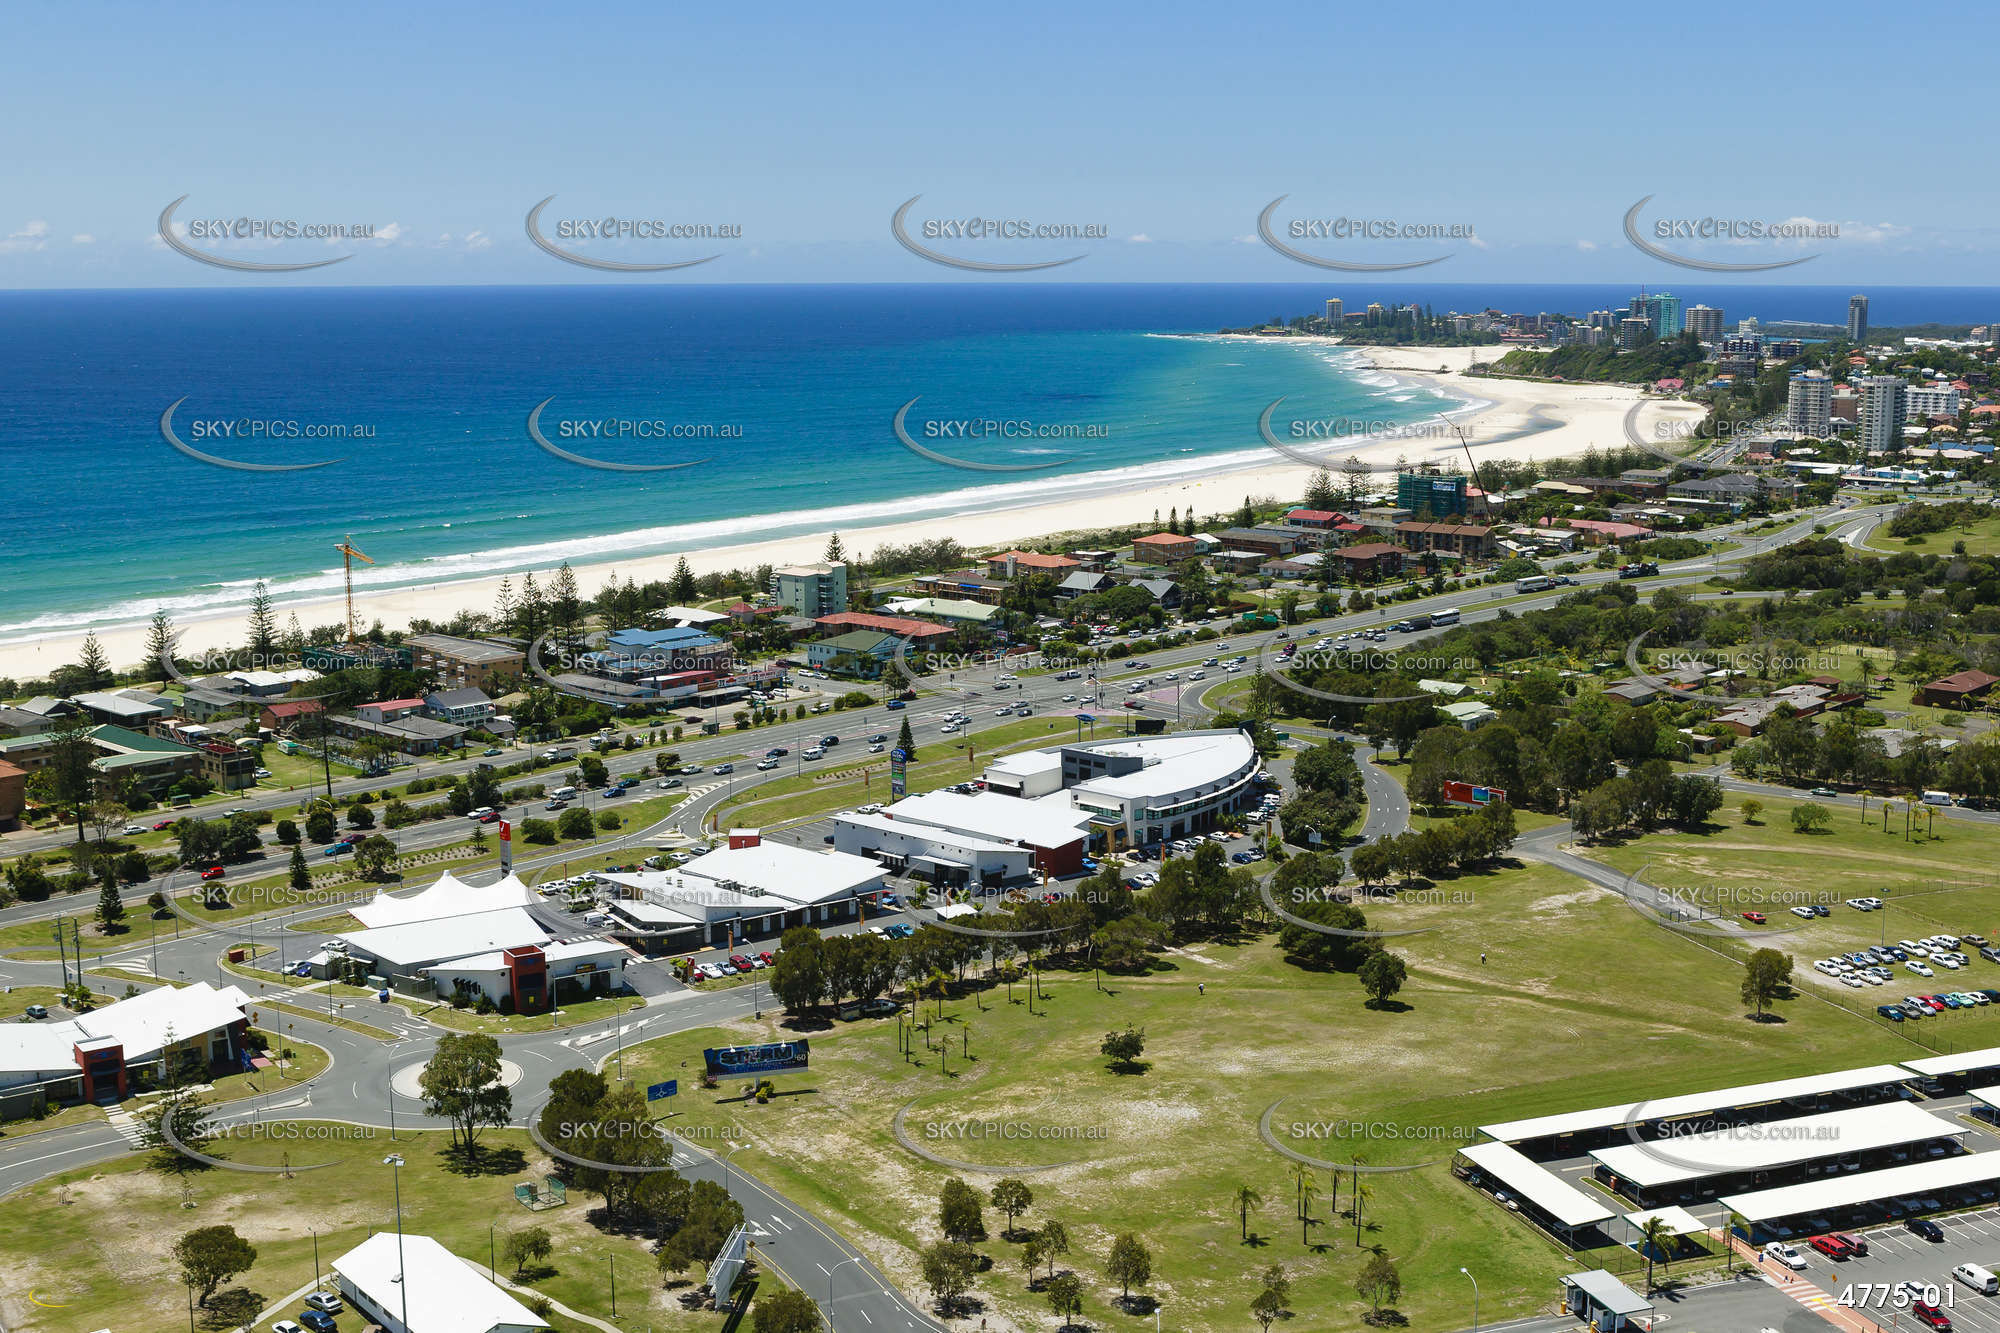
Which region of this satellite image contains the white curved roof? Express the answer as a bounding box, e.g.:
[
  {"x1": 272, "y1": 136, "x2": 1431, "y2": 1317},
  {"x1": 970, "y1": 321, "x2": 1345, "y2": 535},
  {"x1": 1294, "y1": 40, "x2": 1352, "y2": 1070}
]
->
[{"x1": 351, "y1": 871, "x2": 536, "y2": 929}]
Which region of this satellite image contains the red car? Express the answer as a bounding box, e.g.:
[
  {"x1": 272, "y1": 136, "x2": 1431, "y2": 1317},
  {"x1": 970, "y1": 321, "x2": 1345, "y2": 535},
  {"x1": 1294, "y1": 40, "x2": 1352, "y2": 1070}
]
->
[
  {"x1": 1742, "y1": 911, "x2": 1768, "y2": 924},
  {"x1": 1807, "y1": 1234, "x2": 1852, "y2": 1259},
  {"x1": 152, "y1": 818, "x2": 176, "y2": 831},
  {"x1": 200, "y1": 865, "x2": 226, "y2": 881},
  {"x1": 1913, "y1": 1300, "x2": 1952, "y2": 1331},
  {"x1": 757, "y1": 951, "x2": 776, "y2": 966},
  {"x1": 729, "y1": 955, "x2": 754, "y2": 971},
  {"x1": 477, "y1": 811, "x2": 499, "y2": 823},
  {"x1": 1831, "y1": 1231, "x2": 1868, "y2": 1256}
]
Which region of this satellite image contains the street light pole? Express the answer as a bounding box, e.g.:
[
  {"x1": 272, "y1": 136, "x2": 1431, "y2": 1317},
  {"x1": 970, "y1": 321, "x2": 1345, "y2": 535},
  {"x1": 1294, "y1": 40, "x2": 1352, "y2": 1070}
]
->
[
  {"x1": 384, "y1": 1153, "x2": 410, "y2": 1331},
  {"x1": 1460, "y1": 1266, "x2": 1479, "y2": 1333}
]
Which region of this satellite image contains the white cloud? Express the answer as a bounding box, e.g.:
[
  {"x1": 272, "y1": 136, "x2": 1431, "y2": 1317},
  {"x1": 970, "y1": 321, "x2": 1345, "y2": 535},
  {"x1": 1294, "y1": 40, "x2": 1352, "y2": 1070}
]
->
[
  {"x1": 71, "y1": 233, "x2": 94, "y2": 245},
  {"x1": 1467, "y1": 235, "x2": 1489, "y2": 250},
  {"x1": 367, "y1": 221, "x2": 405, "y2": 244},
  {"x1": 1127, "y1": 233, "x2": 1152, "y2": 244},
  {"x1": 0, "y1": 220, "x2": 50, "y2": 253},
  {"x1": 463, "y1": 229, "x2": 491, "y2": 250},
  {"x1": 1576, "y1": 239, "x2": 1598, "y2": 252}
]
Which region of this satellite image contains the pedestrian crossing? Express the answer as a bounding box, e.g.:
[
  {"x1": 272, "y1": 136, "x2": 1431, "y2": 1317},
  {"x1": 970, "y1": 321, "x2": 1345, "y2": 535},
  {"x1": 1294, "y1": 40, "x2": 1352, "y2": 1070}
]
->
[{"x1": 104, "y1": 1107, "x2": 146, "y2": 1148}]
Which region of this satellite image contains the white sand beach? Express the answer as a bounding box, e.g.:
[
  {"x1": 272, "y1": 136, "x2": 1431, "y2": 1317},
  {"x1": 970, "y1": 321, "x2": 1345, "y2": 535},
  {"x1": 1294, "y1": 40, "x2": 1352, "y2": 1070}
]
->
[{"x1": 8, "y1": 344, "x2": 1701, "y2": 680}]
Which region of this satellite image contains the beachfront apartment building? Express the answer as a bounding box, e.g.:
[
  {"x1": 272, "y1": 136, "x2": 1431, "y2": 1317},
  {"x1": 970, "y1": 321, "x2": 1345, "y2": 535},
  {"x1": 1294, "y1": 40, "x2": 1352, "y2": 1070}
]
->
[
  {"x1": 1395, "y1": 521, "x2": 1496, "y2": 560},
  {"x1": 1857, "y1": 376, "x2": 1909, "y2": 452},
  {"x1": 985, "y1": 550, "x2": 1080, "y2": 581},
  {"x1": 1849, "y1": 294, "x2": 1870, "y2": 342},
  {"x1": 1786, "y1": 371, "x2": 1833, "y2": 438},
  {"x1": 1130, "y1": 532, "x2": 1198, "y2": 564},
  {"x1": 403, "y1": 633, "x2": 525, "y2": 691},
  {"x1": 771, "y1": 561, "x2": 848, "y2": 616}
]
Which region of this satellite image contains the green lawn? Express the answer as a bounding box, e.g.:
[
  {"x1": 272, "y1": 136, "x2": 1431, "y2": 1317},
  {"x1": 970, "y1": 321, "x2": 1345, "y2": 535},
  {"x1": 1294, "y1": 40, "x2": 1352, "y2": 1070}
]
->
[
  {"x1": 615, "y1": 853, "x2": 1902, "y2": 1331},
  {"x1": 1580, "y1": 791, "x2": 2000, "y2": 1033},
  {"x1": 0, "y1": 1126, "x2": 711, "y2": 1333},
  {"x1": 1861, "y1": 510, "x2": 2000, "y2": 558}
]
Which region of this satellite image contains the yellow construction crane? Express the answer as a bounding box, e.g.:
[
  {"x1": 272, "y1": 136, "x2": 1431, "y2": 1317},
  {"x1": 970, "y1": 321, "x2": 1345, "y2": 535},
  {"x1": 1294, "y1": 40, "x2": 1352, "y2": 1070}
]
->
[{"x1": 334, "y1": 536, "x2": 373, "y2": 642}]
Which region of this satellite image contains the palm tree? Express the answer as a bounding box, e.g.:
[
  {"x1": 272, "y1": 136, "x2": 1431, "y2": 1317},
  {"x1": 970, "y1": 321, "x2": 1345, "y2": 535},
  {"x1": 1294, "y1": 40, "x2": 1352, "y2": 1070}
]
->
[
  {"x1": 1290, "y1": 1161, "x2": 1313, "y2": 1220},
  {"x1": 1638, "y1": 1216, "x2": 1668, "y2": 1291},
  {"x1": 1351, "y1": 1172, "x2": 1373, "y2": 1246},
  {"x1": 1299, "y1": 1177, "x2": 1318, "y2": 1245},
  {"x1": 1233, "y1": 1184, "x2": 1262, "y2": 1240}
]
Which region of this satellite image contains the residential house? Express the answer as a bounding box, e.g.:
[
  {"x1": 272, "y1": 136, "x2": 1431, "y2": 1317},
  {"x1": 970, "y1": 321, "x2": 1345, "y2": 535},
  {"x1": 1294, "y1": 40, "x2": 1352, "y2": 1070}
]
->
[
  {"x1": 806, "y1": 630, "x2": 904, "y2": 679},
  {"x1": 424, "y1": 687, "x2": 497, "y2": 727},
  {"x1": 1056, "y1": 571, "x2": 1118, "y2": 600},
  {"x1": 1917, "y1": 669, "x2": 2000, "y2": 710}
]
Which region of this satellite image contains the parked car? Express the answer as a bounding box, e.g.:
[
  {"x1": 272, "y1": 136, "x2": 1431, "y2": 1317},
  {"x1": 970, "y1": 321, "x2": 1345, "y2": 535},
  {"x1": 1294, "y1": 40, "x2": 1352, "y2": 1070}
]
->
[
  {"x1": 300, "y1": 1310, "x2": 338, "y2": 1333},
  {"x1": 1909, "y1": 1216, "x2": 1946, "y2": 1241},
  {"x1": 1762, "y1": 1241, "x2": 1807, "y2": 1269}
]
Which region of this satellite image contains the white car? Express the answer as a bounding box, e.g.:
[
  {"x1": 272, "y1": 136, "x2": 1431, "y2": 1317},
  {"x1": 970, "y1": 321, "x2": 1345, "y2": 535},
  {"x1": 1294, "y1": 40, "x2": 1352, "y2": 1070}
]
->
[
  {"x1": 1762, "y1": 1241, "x2": 1807, "y2": 1270},
  {"x1": 304, "y1": 1292, "x2": 344, "y2": 1313},
  {"x1": 1842, "y1": 975, "x2": 1864, "y2": 989},
  {"x1": 1907, "y1": 961, "x2": 1935, "y2": 977},
  {"x1": 1062, "y1": 694, "x2": 1077, "y2": 702},
  {"x1": 1790, "y1": 906, "x2": 1816, "y2": 920},
  {"x1": 868, "y1": 743, "x2": 885, "y2": 753}
]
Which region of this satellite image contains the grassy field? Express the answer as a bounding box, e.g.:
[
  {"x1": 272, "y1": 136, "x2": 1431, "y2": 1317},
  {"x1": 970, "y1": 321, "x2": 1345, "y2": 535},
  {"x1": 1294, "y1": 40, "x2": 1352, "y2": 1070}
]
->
[
  {"x1": 614, "y1": 853, "x2": 1905, "y2": 1331},
  {"x1": 0, "y1": 1126, "x2": 719, "y2": 1333},
  {"x1": 1861, "y1": 510, "x2": 2000, "y2": 558},
  {"x1": 1581, "y1": 791, "x2": 2000, "y2": 1027}
]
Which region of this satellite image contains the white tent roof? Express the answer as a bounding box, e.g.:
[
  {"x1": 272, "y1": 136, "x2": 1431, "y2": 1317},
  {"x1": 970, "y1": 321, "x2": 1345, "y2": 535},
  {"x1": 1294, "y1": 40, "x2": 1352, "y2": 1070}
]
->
[
  {"x1": 339, "y1": 906, "x2": 549, "y2": 972},
  {"x1": 352, "y1": 871, "x2": 536, "y2": 929},
  {"x1": 1588, "y1": 1102, "x2": 1957, "y2": 1189},
  {"x1": 1478, "y1": 1064, "x2": 1912, "y2": 1143},
  {"x1": 1459, "y1": 1140, "x2": 1616, "y2": 1229},
  {"x1": 333, "y1": 1231, "x2": 547, "y2": 1333},
  {"x1": 1720, "y1": 1151, "x2": 2000, "y2": 1224}
]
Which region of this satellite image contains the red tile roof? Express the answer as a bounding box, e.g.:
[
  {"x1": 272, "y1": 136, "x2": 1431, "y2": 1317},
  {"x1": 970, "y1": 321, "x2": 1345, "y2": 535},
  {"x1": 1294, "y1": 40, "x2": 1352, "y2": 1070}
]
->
[{"x1": 813, "y1": 612, "x2": 954, "y2": 639}]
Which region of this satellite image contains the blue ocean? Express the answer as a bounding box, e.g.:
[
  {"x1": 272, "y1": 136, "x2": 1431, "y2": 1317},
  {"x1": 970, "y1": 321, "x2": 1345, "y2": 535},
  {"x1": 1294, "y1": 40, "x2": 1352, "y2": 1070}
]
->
[{"x1": 1, "y1": 282, "x2": 1993, "y2": 644}]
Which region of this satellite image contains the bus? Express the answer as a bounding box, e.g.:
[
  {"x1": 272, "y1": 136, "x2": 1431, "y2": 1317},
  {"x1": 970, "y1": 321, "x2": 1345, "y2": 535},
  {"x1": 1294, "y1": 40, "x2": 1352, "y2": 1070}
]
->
[
  {"x1": 1515, "y1": 575, "x2": 1552, "y2": 594},
  {"x1": 1430, "y1": 607, "x2": 1462, "y2": 627}
]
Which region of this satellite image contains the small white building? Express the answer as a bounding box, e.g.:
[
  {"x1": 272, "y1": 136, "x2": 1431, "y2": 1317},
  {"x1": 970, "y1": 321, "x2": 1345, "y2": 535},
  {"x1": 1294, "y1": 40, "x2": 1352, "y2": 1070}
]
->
[{"x1": 332, "y1": 1231, "x2": 549, "y2": 1333}]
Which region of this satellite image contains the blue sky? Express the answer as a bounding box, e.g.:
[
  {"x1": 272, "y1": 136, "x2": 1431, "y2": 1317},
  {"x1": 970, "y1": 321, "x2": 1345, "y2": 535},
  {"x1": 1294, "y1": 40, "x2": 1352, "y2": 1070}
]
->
[{"x1": 5, "y1": 1, "x2": 1994, "y2": 287}]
